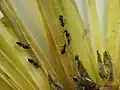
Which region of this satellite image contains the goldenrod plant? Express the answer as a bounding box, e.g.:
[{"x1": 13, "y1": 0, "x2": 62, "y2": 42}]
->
[{"x1": 0, "y1": 0, "x2": 120, "y2": 90}]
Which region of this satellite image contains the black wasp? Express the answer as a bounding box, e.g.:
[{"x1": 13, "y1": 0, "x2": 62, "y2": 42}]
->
[
  {"x1": 59, "y1": 15, "x2": 65, "y2": 27},
  {"x1": 60, "y1": 43, "x2": 67, "y2": 54},
  {"x1": 16, "y1": 42, "x2": 30, "y2": 49},
  {"x1": 64, "y1": 29, "x2": 71, "y2": 45},
  {"x1": 28, "y1": 58, "x2": 40, "y2": 68}
]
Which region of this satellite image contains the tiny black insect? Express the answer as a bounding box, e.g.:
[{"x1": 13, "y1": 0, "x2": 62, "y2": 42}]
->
[
  {"x1": 5, "y1": 74, "x2": 10, "y2": 79},
  {"x1": 61, "y1": 22, "x2": 65, "y2": 27},
  {"x1": 33, "y1": 63, "x2": 40, "y2": 68},
  {"x1": 64, "y1": 29, "x2": 71, "y2": 45},
  {"x1": 16, "y1": 41, "x2": 30, "y2": 49},
  {"x1": 16, "y1": 42, "x2": 23, "y2": 46},
  {"x1": 59, "y1": 15, "x2": 64, "y2": 22},
  {"x1": 22, "y1": 44, "x2": 30, "y2": 49},
  {"x1": 28, "y1": 58, "x2": 34, "y2": 63},
  {"x1": 64, "y1": 29, "x2": 70, "y2": 37},
  {"x1": 75, "y1": 55, "x2": 79, "y2": 61},
  {"x1": 59, "y1": 15, "x2": 65, "y2": 27},
  {"x1": 28, "y1": 58, "x2": 40, "y2": 68},
  {"x1": 61, "y1": 43, "x2": 66, "y2": 54},
  {"x1": 67, "y1": 37, "x2": 71, "y2": 45}
]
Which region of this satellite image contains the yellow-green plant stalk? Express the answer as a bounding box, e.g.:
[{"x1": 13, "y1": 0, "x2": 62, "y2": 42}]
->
[
  {"x1": 36, "y1": 0, "x2": 103, "y2": 84},
  {"x1": 0, "y1": 0, "x2": 120, "y2": 90},
  {"x1": 107, "y1": 0, "x2": 120, "y2": 87},
  {"x1": 0, "y1": 22, "x2": 51, "y2": 90},
  {"x1": 0, "y1": 74, "x2": 13, "y2": 90}
]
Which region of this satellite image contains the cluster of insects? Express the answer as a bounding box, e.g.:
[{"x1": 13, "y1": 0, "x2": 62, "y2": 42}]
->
[
  {"x1": 97, "y1": 50, "x2": 114, "y2": 84},
  {"x1": 16, "y1": 41, "x2": 40, "y2": 69},
  {"x1": 59, "y1": 15, "x2": 71, "y2": 54}
]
